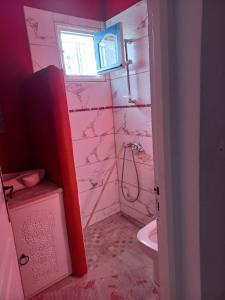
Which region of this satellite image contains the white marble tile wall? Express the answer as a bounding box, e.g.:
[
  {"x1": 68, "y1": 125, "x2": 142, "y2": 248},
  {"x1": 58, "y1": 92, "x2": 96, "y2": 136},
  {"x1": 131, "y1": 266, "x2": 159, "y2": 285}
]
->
[
  {"x1": 106, "y1": 0, "x2": 156, "y2": 224},
  {"x1": 69, "y1": 109, "x2": 114, "y2": 140},
  {"x1": 79, "y1": 181, "x2": 120, "y2": 228},
  {"x1": 115, "y1": 134, "x2": 153, "y2": 166},
  {"x1": 111, "y1": 71, "x2": 151, "y2": 106},
  {"x1": 73, "y1": 135, "x2": 115, "y2": 167},
  {"x1": 106, "y1": 1, "x2": 148, "y2": 43},
  {"x1": 113, "y1": 107, "x2": 152, "y2": 137},
  {"x1": 24, "y1": 6, "x2": 103, "y2": 48},
  {"x1": 24, "y1": 0, "x2": 155, "y2": 227},
  {"x1": 65, "y1": 81, "x2": 112, "y2": 111},
  {"x1": 76, "y1": 158, "x2": 118, "y2": 193},
  {"x1": 106, "y1": 1, "x2": 149, "y2": 81},
  {"x1": 24, "y1": 6, "x2": 118, "y2": 226}
]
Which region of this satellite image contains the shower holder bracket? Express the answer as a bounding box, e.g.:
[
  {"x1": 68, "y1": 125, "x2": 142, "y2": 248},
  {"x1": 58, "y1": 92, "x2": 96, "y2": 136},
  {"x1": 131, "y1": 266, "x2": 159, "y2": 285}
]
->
[{"x1": 125, "y1": 59, "x2": 133, "y2": 66}]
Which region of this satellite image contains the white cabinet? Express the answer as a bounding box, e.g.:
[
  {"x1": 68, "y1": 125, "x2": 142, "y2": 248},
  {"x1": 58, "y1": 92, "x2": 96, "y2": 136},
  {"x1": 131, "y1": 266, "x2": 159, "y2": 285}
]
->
[{"x1": 8, "y1": 181, "x2": 72, "y2": 299}]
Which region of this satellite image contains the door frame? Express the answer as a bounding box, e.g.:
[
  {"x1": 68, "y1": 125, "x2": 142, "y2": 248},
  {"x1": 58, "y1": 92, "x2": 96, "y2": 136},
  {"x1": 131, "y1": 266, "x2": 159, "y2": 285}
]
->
[
  {"x1": 0, "y1": 175, "x2": 24, "y2": 300},
  {"x1": 148, "y1": 0, "x2": 202, "y2": 299},
  {"x1": 147, "y1": 0, "x2": 177, "y2": 299}
]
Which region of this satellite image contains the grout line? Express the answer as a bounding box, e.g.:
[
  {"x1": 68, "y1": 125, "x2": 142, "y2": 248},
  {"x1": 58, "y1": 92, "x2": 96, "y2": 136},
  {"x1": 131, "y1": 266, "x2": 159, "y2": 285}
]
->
[
  {"x1": 72, "y1": 133, "x2": 114, "y2": 142},
  {"x1": 71, "y1": 132, "x2": 152, "y2": 142},
  {"x1": 115, "y1": 132, "x2": 152, "y2": 136},
  {"x1": 109, "y1": 77, "x2": 121, "y2": 211},
  {"x1": 121, "y1": 203, "x2": 151, "y2": 223},
  {"x1": 116, "y1": 156, "x2": 153, "y2": 166},
  {"x1": 110, "y1": 70, "x2": 150, "y2": 81},
  {"x1": 29, "y1": 42, "x2": 57, "y2": 47},
  {"x1": 75, "y1": 156, "x2": 116, "y2": 168},
  {"x1": 78, "y1": 179, "x2": 117, "y2": 194},
  {"x1": 120, "y1": 211, "x2": 146, "y2": 228},
  {"x1": 65, "y1": 77, "x2": 107, "y2": 83},
  {"x1": 116, "y1": 158, "x2": 152, "y2": 167},
  {"x1": 82, "y1": 202, "x2": 120, "y2": 218},
  {"x1": 118, "y1": 179, "x2": 154, "y2": 194}
]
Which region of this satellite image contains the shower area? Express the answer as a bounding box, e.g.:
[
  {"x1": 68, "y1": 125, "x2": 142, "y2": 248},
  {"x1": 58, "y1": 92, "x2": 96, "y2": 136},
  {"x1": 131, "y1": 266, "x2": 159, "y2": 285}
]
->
[
  {"x1": 106, "y1": 1, "x2": 155, "y2": 226},
  {"x1": 25, "y1": 0, "x2": 155, "y2": 228},
  {"x1": 24, "y1": 1, "x2": 157, "y2": 297},
  {"x1": 74, "y1": 0, "x2": 155, "y2": 228}
]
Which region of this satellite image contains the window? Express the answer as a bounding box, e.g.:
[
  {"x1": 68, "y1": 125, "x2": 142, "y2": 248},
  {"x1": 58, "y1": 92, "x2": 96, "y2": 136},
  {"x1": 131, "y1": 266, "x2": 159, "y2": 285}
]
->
[
  {"x1": 57, "y1": 26, "x2": 99, "y2": 79},
  {"x1": 57, "y1": 23, "x2": 125, "y2": 80}
]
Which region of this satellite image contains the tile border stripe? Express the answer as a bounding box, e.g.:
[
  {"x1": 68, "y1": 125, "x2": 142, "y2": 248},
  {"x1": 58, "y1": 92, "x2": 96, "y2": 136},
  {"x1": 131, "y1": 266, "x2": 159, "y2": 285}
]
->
[{"x1": 69, "y1": 104, "x2": 151, "y2": 113}]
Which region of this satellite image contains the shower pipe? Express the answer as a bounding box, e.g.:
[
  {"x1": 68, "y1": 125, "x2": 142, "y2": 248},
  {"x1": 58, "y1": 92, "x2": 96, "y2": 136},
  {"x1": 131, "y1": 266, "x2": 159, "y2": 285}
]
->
[
  {"x1": 124, "y1": 39, "x2": 137, "y2": 104},
  {"x1": 84, "y1": 143, "x2": 143, "y2": 230}
]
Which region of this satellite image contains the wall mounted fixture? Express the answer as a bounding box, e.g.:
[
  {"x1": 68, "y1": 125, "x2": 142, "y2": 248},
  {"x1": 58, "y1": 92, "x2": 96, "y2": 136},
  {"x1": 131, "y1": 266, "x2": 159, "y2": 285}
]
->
[{"x1": 124, "y1": 39, "x2": 137, "y2": 104}]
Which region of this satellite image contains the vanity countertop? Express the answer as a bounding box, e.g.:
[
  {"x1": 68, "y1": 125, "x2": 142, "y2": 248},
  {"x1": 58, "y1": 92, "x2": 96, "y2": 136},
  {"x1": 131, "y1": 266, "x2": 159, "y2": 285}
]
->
[{"x1": 7, "y1": 180, "x2": 62, "y2": 210}]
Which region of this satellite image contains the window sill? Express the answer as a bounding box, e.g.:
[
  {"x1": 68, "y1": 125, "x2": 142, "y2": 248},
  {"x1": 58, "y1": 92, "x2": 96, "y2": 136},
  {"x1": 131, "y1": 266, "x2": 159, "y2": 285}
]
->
[{"x1": 64, "y1": 74, "x2": 107, "y2": 82}]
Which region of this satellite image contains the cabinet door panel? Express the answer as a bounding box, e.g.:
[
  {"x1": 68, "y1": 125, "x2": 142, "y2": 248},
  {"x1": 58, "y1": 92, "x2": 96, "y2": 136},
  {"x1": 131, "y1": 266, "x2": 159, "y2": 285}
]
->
[{"x1": 10, "y1": 193, "x2": 71, "y2": 298}]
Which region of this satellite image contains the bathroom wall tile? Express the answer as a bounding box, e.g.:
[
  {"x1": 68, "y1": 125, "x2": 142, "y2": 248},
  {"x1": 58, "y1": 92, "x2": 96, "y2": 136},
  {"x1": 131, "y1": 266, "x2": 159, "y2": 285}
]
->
[
  {"x1": 72, "y1": 135, "x2": 116, "y2": 167},
  {"x1": 30, "y1": 44, "x2": 60, "y2": 72},
  {"x1": 145, "y1": 107, "x2": 152, "y2": 136},
  {"x1": 107, "y1": 1, "x2": 154, "y2": 225},
  {"x1": 24, "y1": 6, "x2": 56, "y2": 46},
  {"x1": 117, "y1": 159, "x2": 155, "y2": 193},
  {"x1": 69, "y1": 109, "x2": 114, "y2": 140},
  {"x1": 128, "y1": 37, "x2": 150, "y2": 76},
  {"x1": 53, "y1": 12, "x2": 104, "y2": 31},
  {"x1": 113, "y1": 107, "x2": 152, "y2": 137},
  {"x1": 78, "y1": 181, "x2": 119, "y2": 217},
  {"x1": 121, "y1": 203, "x2": 152, "y2": 225},
  {"x1": 109, "y1": 37, "x2": 150, "y2": 80},
  {"x1": 115, "y1": 134, "x2": 154, "y2": 166},
  {"x1": 65, "y1": 80, "x2": 112, "y2": 110},
  {"x1": 106, "y1": 0, "x2": 148, "y2": 40},
  {"x1": 76, "y1": 159, "x2": 118, "y2": 193},
  {"x1": 111, "y1": 76, "x2": 129, "y2": 106},
  {"x1": 111, "y1": 71, "x2": 151, "y2": 106},
  {"x1": 82, "y1": 203, "x2": 120, "y2": 228},
  {"x1": 131, "y1": 72, "x2": 151, "y2": 104},
  {"x1": 25, "y1": 2, "x2": 154, "y2": 227},
  {"x1": 119, "y1": 182, "x2": 156, "y2": 217}
]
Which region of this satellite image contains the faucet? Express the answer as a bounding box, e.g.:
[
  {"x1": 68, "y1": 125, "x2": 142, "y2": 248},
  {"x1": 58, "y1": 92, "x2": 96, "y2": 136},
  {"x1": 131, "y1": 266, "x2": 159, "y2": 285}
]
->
[{"x1": 126, "y1": 143, "x2": 144, "y2": 152}]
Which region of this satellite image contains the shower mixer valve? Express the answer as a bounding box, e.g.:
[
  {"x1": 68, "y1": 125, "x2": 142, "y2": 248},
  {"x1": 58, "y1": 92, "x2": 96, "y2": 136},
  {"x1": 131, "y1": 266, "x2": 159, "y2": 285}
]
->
[{"x1": 126, "y1": 143, "x2": 144, "y2": 152}]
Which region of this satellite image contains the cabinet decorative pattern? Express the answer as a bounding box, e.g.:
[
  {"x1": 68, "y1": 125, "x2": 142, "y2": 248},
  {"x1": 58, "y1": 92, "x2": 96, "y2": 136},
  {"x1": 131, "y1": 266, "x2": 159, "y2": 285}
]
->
[
  {"x1": 21, "y1": 210, "x2": 59, "y2": 283},
  {"x1": 8, "y1": 182, "x2": 72, "y2": 299}
]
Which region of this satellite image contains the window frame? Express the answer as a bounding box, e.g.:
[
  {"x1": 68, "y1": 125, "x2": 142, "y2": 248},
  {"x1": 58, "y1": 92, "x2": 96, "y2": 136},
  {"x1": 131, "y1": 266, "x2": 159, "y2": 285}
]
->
[
  {"x1": 56, "y1": 24, "x2": 105, "y2": 82},
  {"x1": 94, "y1": 23, "x2": 125, "y2": 74}
]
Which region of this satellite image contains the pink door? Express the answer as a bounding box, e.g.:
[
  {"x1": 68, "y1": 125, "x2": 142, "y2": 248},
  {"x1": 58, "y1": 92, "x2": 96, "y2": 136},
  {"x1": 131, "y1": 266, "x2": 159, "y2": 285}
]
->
[{"x1": 0, "y1": 176, "x2": 24, "y2": 300}]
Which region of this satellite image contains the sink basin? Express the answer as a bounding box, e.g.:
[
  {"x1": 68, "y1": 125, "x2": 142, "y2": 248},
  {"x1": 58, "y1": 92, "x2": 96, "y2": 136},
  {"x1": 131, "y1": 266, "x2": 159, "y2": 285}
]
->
[{"x1": 137, "y1": 219, "x2": 159, "y2": 286}]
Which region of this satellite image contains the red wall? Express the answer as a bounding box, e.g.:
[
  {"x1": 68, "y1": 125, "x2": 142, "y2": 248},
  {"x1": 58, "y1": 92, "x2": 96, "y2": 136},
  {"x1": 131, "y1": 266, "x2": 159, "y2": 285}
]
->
[
  {"x1": 22, "y1": 0, "x2": 141, "y2": 21},
  {"x1": 23, "y1": 0, "x2": 105, "y2": 21},
  {"x1": 0, "y1": 0, "x2": 33, "y2": 173},
  {"x1": 104, "y1": 0, "x2": 141, "y2": 19}
]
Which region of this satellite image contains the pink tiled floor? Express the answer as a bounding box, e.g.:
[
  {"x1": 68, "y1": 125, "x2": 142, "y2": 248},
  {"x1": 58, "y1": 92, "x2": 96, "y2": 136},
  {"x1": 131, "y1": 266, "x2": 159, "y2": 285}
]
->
[{"x1": 33, "y1": 213, "x2": 159, "y2": 300}]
